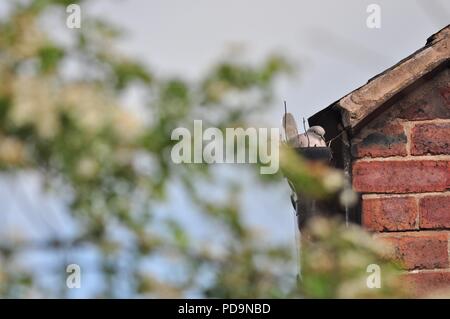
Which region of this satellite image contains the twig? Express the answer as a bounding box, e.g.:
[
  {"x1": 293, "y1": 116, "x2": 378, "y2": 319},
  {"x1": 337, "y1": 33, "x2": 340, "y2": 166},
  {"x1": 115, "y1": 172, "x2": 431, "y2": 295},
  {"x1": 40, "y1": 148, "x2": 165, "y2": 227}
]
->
[
  {"x1": 326, "y1": 130, "x2": 346, "y2": 147},
  {"x1": 302, "y1": 117, "x2": 310, "y2": 147}
]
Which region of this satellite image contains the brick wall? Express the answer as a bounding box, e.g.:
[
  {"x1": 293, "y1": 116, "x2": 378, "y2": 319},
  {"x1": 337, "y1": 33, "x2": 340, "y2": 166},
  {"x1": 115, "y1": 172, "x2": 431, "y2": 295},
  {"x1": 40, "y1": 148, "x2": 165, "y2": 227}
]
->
[{"x1": 351, "y1": 65, "x2": 450, "y2": 295}]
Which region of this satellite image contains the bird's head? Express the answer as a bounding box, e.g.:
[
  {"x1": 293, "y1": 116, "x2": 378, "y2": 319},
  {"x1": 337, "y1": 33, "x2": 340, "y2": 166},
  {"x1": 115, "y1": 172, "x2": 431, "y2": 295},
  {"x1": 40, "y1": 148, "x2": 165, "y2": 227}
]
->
[{"x1": 307, "y1": 126, "x2": 326, "y2": 139}]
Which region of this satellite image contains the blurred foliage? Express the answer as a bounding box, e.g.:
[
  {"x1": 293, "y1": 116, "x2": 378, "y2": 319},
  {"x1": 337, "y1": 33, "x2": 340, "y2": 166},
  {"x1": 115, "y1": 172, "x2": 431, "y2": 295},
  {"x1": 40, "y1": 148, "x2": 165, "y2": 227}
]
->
[
  {"x1": 279, "y1": 146, "x2": 345, "y2": 198},
  {"x1": 0, "y1": 0, "x2": 298, "y2": 298},
  {"x1": 0, "y1": 0, "x2": 415, "y2": 299},
  {"x1": 299, "y1": 217, "x2": 410, "y2": 298}
]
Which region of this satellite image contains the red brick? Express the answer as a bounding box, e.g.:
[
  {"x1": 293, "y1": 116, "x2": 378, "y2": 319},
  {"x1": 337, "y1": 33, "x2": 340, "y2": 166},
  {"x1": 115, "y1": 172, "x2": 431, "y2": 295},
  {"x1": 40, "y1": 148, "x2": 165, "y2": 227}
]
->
[
  {"x1": 399, "y1": 98, "x2": 450, "y2": 121},
  {"x1": 353, "y1": 160, "x2": 450, "y2": 193},
  {"x1": 440, "y1": 86, "x2": 450, "y2": 107},
  {"x1": 420, "y1": 195, "x2": 450, "y2": 229},
  {"x1": 381, "y1": 232, "x2": 449, "y2": 270},
  {"x1": 362, "y1": 196, "x2": 417, "y2": 231},
  {"x1": 403, "y1": 271, "x2": 450, "y2": 296},
  {"x1": 397, "y1": 83, "x2": 450, "y2": 121},
  {"x1": 411, "y1": 123, "x2": 450, "y2": 155},
  {"x1": 352, "y1": 123, "x2": 407, "y2": 158}
]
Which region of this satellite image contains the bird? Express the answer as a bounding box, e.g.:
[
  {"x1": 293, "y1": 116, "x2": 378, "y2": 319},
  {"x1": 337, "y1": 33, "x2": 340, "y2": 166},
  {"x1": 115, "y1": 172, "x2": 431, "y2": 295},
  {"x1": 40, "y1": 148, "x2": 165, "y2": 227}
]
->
[
  {"x1": 298, "y1": 126, "x2": 327, "y2": 147},
  {"x1": 282, "y1": 112, "x2": 299, "y2": 144},
  {"x1": 282, "y1": 110, "x2": 326, "y2": 147}
]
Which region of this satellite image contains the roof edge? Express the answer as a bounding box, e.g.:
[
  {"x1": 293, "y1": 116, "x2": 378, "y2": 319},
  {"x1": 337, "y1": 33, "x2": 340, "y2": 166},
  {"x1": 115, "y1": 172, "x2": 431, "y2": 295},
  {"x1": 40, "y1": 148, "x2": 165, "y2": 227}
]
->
[{"x1": 309, "y1": 25, "x2": 450, "y2": 132}]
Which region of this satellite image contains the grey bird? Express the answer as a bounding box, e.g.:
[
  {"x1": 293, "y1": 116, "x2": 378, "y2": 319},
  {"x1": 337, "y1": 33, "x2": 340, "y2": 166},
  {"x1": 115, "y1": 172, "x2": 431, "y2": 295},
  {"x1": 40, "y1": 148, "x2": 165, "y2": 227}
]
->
[
  {"x1": 282, "y1": 112, "x2": 326, "y2": 147},
  {"x1": 282, "y1": 112, "x2": 300, "y2": 147},
  {"x1": 298, "y1": 126, "x2": 326, "y2": 147}
]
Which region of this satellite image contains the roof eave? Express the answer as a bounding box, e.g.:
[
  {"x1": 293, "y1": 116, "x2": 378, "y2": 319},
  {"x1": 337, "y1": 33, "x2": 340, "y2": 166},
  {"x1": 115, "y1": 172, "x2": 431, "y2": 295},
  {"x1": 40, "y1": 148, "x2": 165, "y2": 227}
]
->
[{"x1": 309, "y1": 25, "x2": 450, "y2": 134}]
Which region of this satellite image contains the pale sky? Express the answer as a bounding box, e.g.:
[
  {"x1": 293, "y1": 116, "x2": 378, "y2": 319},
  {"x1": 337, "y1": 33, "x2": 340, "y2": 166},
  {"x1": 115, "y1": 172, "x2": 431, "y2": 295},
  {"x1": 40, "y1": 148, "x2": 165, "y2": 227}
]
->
[{"x1": 88, "y1": 0, "x2": 449, "y2": 122}]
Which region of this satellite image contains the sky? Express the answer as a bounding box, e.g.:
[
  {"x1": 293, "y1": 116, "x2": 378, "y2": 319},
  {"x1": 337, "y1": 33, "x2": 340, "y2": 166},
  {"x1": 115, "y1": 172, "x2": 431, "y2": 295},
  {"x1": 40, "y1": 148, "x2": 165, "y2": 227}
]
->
[
  {"x1": 0, "y1": 0, "x2": 449, "y2": 297},
  {"x1": 87, "y1": 0, "x2": 449, "y2": 122},
  {"x1": 82, "y1": 0, "x2": 450, "y2": 245}
]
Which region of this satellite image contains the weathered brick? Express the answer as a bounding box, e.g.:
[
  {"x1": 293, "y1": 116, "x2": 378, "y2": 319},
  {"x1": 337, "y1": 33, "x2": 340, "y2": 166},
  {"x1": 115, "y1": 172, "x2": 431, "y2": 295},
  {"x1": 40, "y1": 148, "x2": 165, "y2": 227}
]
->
[
  {"x1": 440, "y1": 86, "x2": 450, "y2": 107},
  {"x1": 420, "y1": 195, "x2": 450, "y2": 229},
  {"x1": 398, "y1": 98, "x2": 450, "y2": 121},
  {"x1": 380, "y1": 232, "x2": 449, "y2": 270},
  {"x1": 411, "y1": 123, "x2": 450, "y2": 155},
  {"x1": 403, "y1": 271, "x2": 450, "y2": 296},
  {"x1": 362, "y1": 196, "x2": 417, "y2": 232},
  {"x1": 352, "y1": 123, "x2": 407, "y2": 158},
  {"x1": 397, "y1": 84, "x2": 450, "y2": 121},
  {"x1": 353, "y1": 160, "x2": 450, "y2": 193}
]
